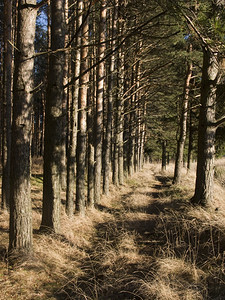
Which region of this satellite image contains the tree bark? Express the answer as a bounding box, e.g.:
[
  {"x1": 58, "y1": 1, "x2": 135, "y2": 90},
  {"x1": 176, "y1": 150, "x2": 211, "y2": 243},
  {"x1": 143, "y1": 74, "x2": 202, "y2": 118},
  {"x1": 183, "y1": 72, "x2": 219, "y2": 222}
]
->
[
  {"x1": 123, "y1": 63, "x2": 130, "y2": 178},
  {"x1": 173, "y1": 44, "x2": 192, "y2": 184},
  {"x1": 61, "y1": 0, "x2": 69, "y2": 191},
  {"x1": 103, "y1": 4, "x2": 117, "y2": 194},
  {"x1": 191, "y1": 48, "x2": 221, "y2": 206},
  {"x1": 128, "y1": 65, "x2": 136, "y2": 176},
  {"x1": 66, "y1": 0, "x2": 82, "y2": 217},
  {"x1": 87, "y1": 8, "x2": 96, "y2": 209},
  {"x1": 87, "y1": 87, "x2": 95, "y2": 208},
  {"x1": 94, "y1": 0, "x2": 107, "y2": 204},
  {"x1": 117, "y1": 20, "x2": 124, "y2": 185},
  {"x1": 2, "y1": 0, "x2": 12, "y2": 210},
  {"x1": 76, "y1": 0, "x2": 89, "y2": 215},
  {"x1": 41, "y1": 0, "x2": 65, "y2": 232},
  {"x1": 134, "y1": 61, "x2": 141, "y2": 172},
  {"x1": 9, "y1": 0, "x2": 37, "y2": 256},
  {"x1": 139, "y1": 101, "x2": 146, "y2": 170},
  {"x1": 161, "y1": 140, "x2": 167, "y2": 172},
  {"x1": 187, "y1": 99, "x2": 194, "y2": 171}
]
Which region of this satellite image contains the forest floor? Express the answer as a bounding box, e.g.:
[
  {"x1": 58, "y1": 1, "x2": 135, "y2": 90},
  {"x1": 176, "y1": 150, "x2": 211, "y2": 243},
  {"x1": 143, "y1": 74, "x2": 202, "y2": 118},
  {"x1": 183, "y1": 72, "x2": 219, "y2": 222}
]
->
[{"x1": 0, "y1": 161, "x2": 225, "y2": 299}]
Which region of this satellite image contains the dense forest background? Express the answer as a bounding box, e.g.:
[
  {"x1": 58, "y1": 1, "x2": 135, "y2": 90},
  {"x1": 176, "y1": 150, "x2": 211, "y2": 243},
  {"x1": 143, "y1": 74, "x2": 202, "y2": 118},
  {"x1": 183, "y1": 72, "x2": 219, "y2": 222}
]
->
[{"x1": 0, "y1": 0, "x2": 225, "y2": 266}]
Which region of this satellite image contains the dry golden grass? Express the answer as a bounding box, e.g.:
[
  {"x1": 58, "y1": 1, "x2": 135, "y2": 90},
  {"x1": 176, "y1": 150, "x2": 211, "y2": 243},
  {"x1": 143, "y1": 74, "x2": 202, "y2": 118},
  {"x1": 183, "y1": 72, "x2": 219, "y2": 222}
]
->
[
  {"x1": 135, "y1": 257, "x2": 207, "y2": 300},
  {"x1": 0, "y1": 160, "x2": 225, "y2": 299}
]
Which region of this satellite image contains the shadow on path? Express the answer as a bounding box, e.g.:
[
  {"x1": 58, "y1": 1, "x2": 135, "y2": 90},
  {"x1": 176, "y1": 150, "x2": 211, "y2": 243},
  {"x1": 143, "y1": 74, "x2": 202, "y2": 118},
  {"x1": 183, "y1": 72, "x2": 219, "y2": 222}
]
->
[{"x1": 51, "y1": 170, "x2": 225, "y2": 299}]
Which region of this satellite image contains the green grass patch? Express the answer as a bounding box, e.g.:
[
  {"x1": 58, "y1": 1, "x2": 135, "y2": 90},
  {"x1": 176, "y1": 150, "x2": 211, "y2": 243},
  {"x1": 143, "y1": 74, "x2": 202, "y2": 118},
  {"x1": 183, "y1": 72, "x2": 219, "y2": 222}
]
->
[{"x1": 31, "y1": 175, "x2": 43, "y2": 187}]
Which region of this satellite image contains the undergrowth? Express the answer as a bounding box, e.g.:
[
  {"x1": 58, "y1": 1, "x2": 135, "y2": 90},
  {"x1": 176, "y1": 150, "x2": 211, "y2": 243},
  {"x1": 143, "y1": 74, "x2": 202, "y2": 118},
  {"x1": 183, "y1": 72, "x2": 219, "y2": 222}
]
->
[{"x1": 0, "y1": 161, "x2": 225, "y2": 299}]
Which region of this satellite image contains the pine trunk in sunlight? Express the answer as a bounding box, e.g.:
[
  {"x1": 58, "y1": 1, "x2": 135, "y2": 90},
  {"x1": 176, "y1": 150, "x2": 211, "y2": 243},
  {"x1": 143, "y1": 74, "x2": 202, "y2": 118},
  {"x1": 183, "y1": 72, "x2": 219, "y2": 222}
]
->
[
  {"x1": 161, "y1": 140, "x2": 167, "y2": 172},
  {"x1": 173, "y1": 43, "x2": 192, "y2": 184},
  {"x1": 41, "y1": 0, "x2": 65, "y2": 232},
  {"x1": 2, "y1": 0, "x2": 12, "y2": 210},
  {"x1": 87, "y1": 8, "x2": 96, "y2": 208},
  {"x1": 9, "y1": 0, "x2": 37, "y2": 255},
  {"x1": 191, "y1": 48, "x2": 221, "y2": 206},
  {"x1": 66, "y1": 0, "x2": 82, "y2": 217},
  {"x1": 113, "y1": 8, "x2": 124, "y2": 186},
  {"x1": 128, "y1": 64, "x2": 136, "y2": 176},
  {"x1": 103, "y1": 3, "x2": 117, "y2": 195},
  {"x1": 139, "y1": 104, "x2": 146, "y2": 169},
  {"x1": 61, "y1": 0, "x2": 69, "y2": 191},
  {"x1": 117, "y1": 15, "x2": 125, "y2": 185},
  {"x1": 76, "y1": 0, "x2": 89, "y2": 215},
  {"x1": 87, "y1": 67, "x2": 95, "y2": 208},
  {"x1": 187, "y1": 98, "x2": 194, "y2": 171},
  {"x1": 123, "y1": 42, "x2": 130, "y2": 178},
  {"x1": 134, "y1": 60, "x2": 141, "y2": 172},
  {"x1": 94, "y1": 0, "x2": 107, "y2": 204}
]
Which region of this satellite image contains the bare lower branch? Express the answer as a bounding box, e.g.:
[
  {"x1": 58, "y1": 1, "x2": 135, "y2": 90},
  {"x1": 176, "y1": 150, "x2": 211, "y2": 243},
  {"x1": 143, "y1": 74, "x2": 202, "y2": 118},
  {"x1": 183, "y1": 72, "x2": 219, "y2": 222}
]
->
[
  {"x1": 19, "y1": 0, "x2": 47, "y2": 10},
  {"x1": 64, "y1": 10, "x2": 167, "y2": 89},
  {"x1": 215, "y1": 115, "x2": 225, "y2": 128}
]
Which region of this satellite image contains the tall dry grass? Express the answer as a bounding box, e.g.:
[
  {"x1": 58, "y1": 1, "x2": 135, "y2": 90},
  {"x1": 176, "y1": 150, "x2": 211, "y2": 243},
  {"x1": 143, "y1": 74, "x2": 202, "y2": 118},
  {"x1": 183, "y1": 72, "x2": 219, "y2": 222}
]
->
[{"x1": 0, "y1": 160, "x2": 225, "y2": 299}]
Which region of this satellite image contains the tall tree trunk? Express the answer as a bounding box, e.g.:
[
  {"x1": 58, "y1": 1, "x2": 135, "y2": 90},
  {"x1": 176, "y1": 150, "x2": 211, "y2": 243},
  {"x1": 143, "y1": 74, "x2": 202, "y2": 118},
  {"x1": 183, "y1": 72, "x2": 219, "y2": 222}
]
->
[
  {"x1": 87, "y1": 8, "x2": 96, "y2": 208},
  {"x1": 66, "y1": 0, "x2": 82, "y2": 217},
  {"x1": 112, "y1": 109, "x2": 119, "y2": 186},
  {"x1": 103, "y1": 4, "x2": 117, "y2": 194},
  {"x1": 9, "y1": 0, "x2": 37, "y2": 256},
  {"x1": 187, "y1": 100, "x2": 194, "y2": 171},
  {"x1": 123, "y1": 56, "x2": 131, "y2": 178},
  {"x1": 76, "y1": 0, "x2": 89, "y2": 215},
  {"x1": 139, "y1": 122, "x2": 146, "y2": 169},
  {"x1": 40, "y1": 91, "x2": 45, "y2": 156},
  {"x1": 117, "y1": 21, "x2": 124, "y2": 185},
  {"x1": 61, "y1": 0, "x2": 69, "y2": 191},
  {"x1": 94, "y1": 0, "x2": 106, "y2": 204},
  {"x1": 2, "y1": 0, "x2": 12, "y2": 209},
  {"x1": 173, "y1": 44, "x2": 192, "y2": 184},
  {"x1": 87, "y1": 72, "x2": 95, "y2": 207},
  {"x1": 0, "y1": 41, "x2": 3, "y2": 161},
  {"x1": 128, "y1": 65, "x2": 136, "y2": 176},
  {"x1": 161, "y1": 140, "x2": 167, "y2": 172},
  {"x1": 41, "y1": 0, "x2": 65, "y2": 233},
  {"x1": 139, "y1": 101, "x2": 146, "y2": 169},
  {"x1": 134, "y1": 61, "x2": 141, "y2": 172},
  {"x1": 191, "y1": 48, "x2": 221, "y2": 206}
]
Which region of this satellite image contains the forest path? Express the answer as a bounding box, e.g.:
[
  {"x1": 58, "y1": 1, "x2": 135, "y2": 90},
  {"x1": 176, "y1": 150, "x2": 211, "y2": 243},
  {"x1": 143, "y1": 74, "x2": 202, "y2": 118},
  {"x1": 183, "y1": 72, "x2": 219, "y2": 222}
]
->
[
  {"x1": 1, "y1": 164, "x2": 225, "y2": 300},
  {"x1": 58, "y1": 164, "x2": 182, "y2": 300}
]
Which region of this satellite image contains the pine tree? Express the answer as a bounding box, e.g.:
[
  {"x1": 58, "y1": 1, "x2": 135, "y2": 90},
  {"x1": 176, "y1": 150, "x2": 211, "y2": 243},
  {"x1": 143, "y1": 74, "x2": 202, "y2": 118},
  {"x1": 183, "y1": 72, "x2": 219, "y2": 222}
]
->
[
  {"x1": 9, "y1": 0, "x2": 38, "y2": 256},
  {"x1": 41, "y1": 0, "x2": 65, "y2": 232},
  {"x1": 2, "y1": 0, "x2": 12, "y2": 209},
  {"x1": 94, "y1": 0, "x2": 107, "y2": 204},
  {"x1": 76, "y1": 0, "x2": 89, "y2": 215},
  {"x1": 66, "y1": 0, "x2": 82, "y2": 217}
]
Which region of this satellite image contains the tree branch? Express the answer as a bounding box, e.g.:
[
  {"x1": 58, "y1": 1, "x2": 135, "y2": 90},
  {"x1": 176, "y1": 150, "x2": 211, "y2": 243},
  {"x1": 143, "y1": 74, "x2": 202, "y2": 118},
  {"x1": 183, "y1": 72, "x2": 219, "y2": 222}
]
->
[
  {"x1": 182, "y1": 12, "x2": 212, "y2": 51},
  {"x1": 19, "y1": 0, "x2": 47, "y2": 10},
  {"x1": 167, "y1": 0, "x2": 214, "y2": 52},
  {"x1": 65, "y1": 10, "x2": 167, "y2": 89},
  {"x1": 214, "y1": 115, "x2": 225, "y2": 128},
  {"x1": 36, "y1": 0, "x2": 48, "y2": 9},
  {"x1": 66, "y1": 0, "x2": 93, "y2": 48}
]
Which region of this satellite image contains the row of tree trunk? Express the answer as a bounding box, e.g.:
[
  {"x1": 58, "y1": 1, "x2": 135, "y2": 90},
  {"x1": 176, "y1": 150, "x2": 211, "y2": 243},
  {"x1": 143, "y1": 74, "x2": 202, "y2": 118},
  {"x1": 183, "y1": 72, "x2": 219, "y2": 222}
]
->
[
  {"x1": 1, "y1": 0, "x2": 147, "y2": 258},
  {"x1": 1, "y1": 0, "x2": 225, "y2": 260}
]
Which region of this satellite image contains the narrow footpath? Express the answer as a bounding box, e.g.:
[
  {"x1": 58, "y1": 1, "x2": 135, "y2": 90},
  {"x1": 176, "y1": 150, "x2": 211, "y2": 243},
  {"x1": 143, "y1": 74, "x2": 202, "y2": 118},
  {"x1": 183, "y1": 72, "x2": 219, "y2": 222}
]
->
[
  {"x1": 1, "y1": 164, "x2": 224, "y2": 300},
  {"x1": 57, "y1": 164, "x2": 223, "y2": 300}
]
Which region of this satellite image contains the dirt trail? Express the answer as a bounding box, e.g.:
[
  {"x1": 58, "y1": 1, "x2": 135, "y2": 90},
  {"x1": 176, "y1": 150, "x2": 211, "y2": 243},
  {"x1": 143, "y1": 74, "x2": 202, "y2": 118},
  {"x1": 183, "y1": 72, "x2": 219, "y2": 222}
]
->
[
  {"x1": 57, "y1": 164, "x2": 225, "y2": 299},
  {"x1": 58, "y1": 164, "x2": 177, "y2": 300},
  {"x1": 1, "y1": 164, "x2": 224, "y2": 299}
]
